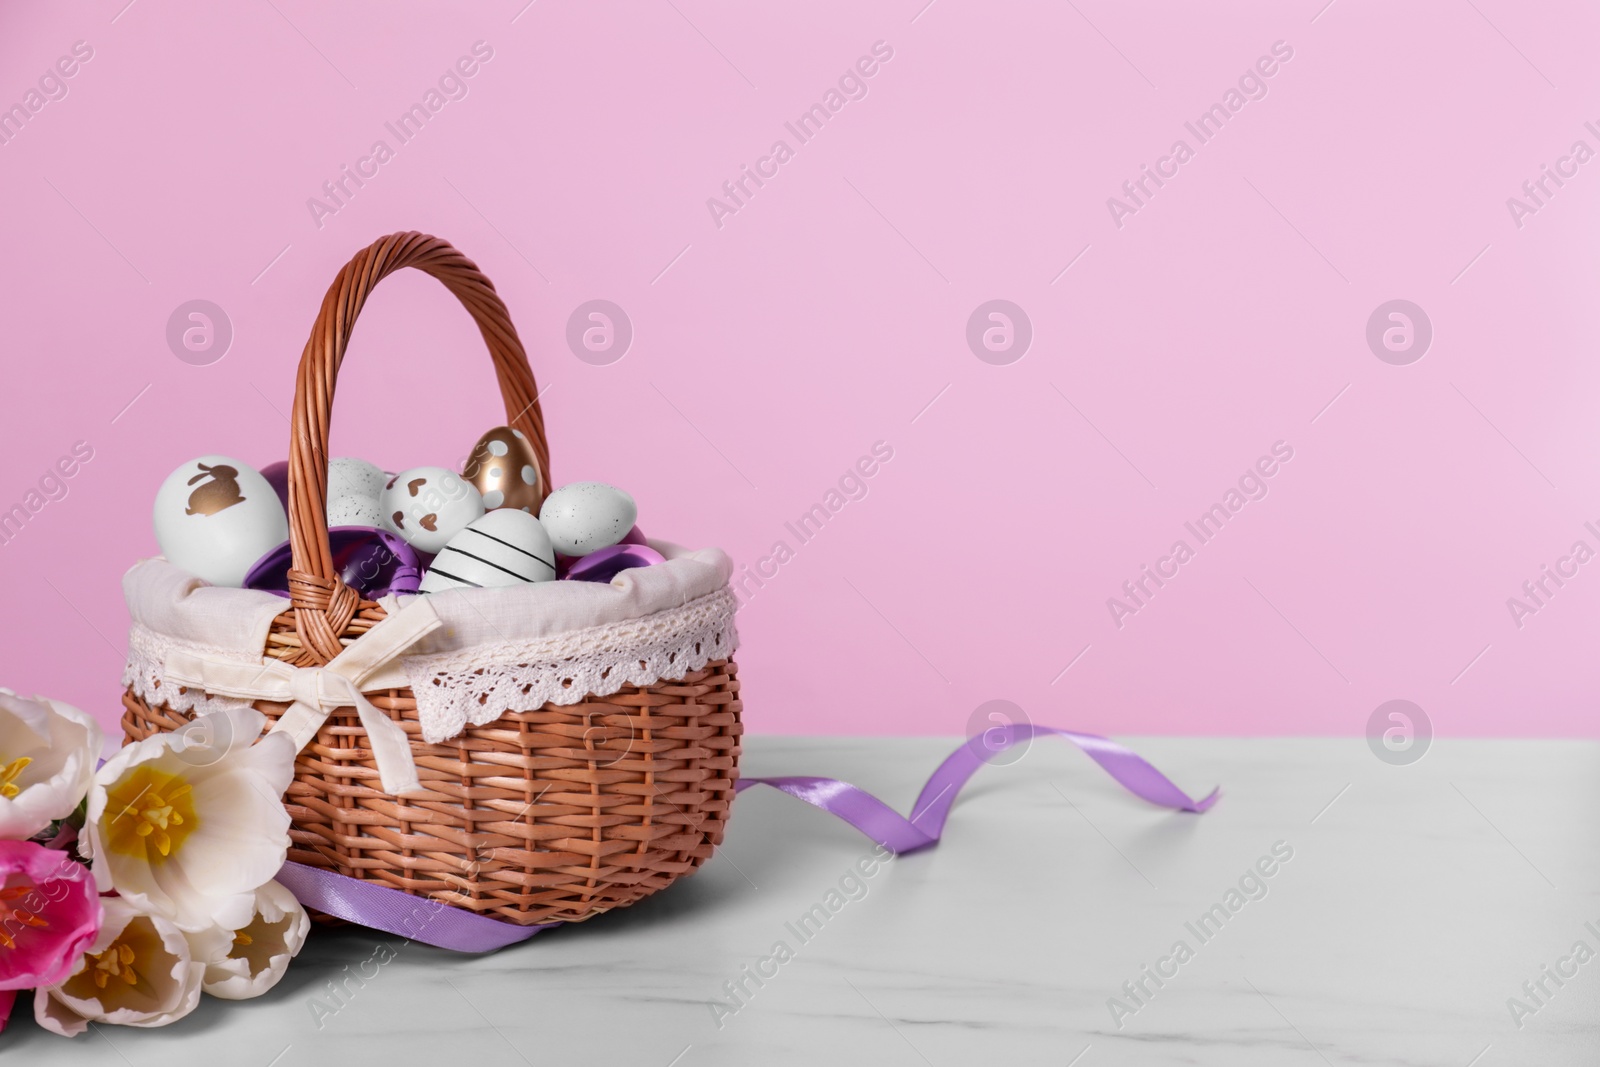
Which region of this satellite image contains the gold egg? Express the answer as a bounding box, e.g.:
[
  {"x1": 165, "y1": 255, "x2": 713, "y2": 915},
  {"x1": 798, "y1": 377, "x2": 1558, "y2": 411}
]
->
[{"x1": 463, "y1": 426, "x2": 543, "y2": 512}]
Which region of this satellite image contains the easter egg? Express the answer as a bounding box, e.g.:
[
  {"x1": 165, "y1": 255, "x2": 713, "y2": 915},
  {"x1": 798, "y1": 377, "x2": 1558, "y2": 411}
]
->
[
  {"x1": 419, "y1": 509, "x2": 557, "y2": 593},
  {"x1": 463, "y1": 427, "x2": 542, "y2": 512},
  {"x1": 328, "y1": 457, "x2": 387, "y2": 505},
  {"x1": 379, "y1": 467, "x2": 484, "y2": 555},
  {"x1": 327, "y1": 494, "x2": 384, "y2": 529},
  {"x1": 244, "y1": 527, "x2": 423, "y2": 600},
  {"x1": 539, "y1": 482, "x2": 637, "y2": 557},
  {"x1": 326, "y1": 456, "x2": 387, "y2": 526},
  {"x1": 152, "y1": 456, "x2": 289, "y2": 587}
]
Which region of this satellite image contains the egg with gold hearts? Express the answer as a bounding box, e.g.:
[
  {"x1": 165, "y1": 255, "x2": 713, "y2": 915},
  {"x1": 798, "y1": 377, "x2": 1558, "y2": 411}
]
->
[
  {"x1": 463, "y1": 426, "x2": 542, "y2": 512},
  {"x1": 378, "y1": 466, "x2": 484, "y2": 555}
]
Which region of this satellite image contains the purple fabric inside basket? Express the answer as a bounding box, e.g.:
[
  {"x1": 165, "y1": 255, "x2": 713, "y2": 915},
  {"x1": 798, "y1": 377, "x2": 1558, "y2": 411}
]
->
[{"x1": 243, "y1": 526, "x2": 422, "y2": 599}]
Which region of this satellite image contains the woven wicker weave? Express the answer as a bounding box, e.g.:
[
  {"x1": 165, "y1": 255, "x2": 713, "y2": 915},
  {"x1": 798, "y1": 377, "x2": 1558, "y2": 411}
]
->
[{"x1": 121, "y1": 232, "x2": 742, "y2": 926}]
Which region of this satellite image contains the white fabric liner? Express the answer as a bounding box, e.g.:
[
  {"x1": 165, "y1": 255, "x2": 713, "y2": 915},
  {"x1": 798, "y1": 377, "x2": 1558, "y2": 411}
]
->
[{"x1": 123, "y1": 542, "x2": 739, "y2": 744}]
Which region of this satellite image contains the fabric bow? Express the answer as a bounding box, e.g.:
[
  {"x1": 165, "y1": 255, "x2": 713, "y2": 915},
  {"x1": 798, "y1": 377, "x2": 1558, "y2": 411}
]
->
[{"x1": 163, "y1": 596, "x2": 442, "y2": 796}]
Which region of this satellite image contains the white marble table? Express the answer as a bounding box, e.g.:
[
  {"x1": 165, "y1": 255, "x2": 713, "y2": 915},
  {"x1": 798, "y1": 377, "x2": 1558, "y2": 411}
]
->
[{"x1": 9, "y1": 737, "x2": 1599, "y2": 1065}]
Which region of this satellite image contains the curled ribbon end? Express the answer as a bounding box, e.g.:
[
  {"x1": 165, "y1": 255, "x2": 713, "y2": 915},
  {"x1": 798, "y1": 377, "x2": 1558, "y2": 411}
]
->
[{"x1": 275, "y1": 727, "x2": 1217, "y2": 952}]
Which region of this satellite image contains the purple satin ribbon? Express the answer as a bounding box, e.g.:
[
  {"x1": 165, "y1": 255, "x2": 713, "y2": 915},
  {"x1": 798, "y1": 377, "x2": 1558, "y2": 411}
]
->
[
  {"x1": 278, "y1": 725, "x2": 1216, "y2": 952},
  {"x1": 733, "y1": 724, "x2": 1218, "y2": 851},
  {"x1": 275, "y1": 861, "x2": 560, "y2": 953}
]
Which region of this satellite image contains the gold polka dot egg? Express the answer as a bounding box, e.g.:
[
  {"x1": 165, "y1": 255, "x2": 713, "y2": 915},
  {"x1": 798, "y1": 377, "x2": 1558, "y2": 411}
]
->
[{"x1": 463, "y1": 426, "x2": 542, "y2": 512}]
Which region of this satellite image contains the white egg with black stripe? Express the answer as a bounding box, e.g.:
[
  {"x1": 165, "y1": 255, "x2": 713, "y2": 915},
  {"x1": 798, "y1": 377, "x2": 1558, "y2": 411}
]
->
[{"x1": 418, "y1": 508, "x2": 557, "y2": 593}]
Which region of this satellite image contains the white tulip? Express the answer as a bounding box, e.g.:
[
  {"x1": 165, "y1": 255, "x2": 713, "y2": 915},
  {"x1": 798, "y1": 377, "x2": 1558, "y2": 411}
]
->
[
  {"x1": 193, "y1": 879, "x2": 310, "y2": 1000},
  {"x1": 33, "y1": 897, "x2": 204, "y2": 1035},
  {"x1": 0, "y1": 688, "x2": 103, "y2": 840},
  {"x1": 81, "y1": 707, "x2": 295, "y2": 933}
]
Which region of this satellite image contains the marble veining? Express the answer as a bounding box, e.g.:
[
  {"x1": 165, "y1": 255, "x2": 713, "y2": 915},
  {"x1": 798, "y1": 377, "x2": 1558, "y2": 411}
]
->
[{"x1": 8, "y1": 737, "x2": 1598, "y2": 1065}]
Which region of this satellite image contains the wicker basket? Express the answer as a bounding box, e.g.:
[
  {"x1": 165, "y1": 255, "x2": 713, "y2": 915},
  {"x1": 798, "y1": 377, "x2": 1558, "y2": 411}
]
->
[{"x1": 122, "y1": 231, "x2": 743, "y2": 927}]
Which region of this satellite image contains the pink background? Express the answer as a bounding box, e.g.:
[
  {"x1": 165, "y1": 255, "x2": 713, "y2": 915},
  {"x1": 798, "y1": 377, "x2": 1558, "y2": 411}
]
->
[{"x1": 1, "y1": 1, "x2": 1598, "y2": 740}]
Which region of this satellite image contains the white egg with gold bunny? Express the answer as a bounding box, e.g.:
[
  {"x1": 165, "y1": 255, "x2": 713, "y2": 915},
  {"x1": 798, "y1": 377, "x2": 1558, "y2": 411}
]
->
[{"x1": 151, "y1": 455, "x2": 288, "y2": 587}]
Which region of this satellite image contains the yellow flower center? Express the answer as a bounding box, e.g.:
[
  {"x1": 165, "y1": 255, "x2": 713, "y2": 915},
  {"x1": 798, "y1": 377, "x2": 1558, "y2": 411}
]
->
[
  {"x1": 0, "y1": 757, "x2": 31, "y2": 799},
  {"x1": 0, "y1": 884, "x2": 48, "y2": 950},
  {"x1": 227, "y1": 912, "x2": 295, "y2": 976},
  {"x1": 103, "y1": 765, "x2": 197, "y2": 862},
  {"x1": 88, "y1": 940, "x2": 140, "y2": 990},
  {"x1": 59, "y1": 916, "x2": 166, "y2": 1008}
]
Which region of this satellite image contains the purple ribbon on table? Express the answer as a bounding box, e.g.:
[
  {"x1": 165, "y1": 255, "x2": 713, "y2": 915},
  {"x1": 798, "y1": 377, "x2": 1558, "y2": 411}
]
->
[
  {"x1": 274, "y1": 862, "x2": 562, "y2": 954},
  {"x1": 279, "y1": 725, "x2": 1218, "y2": 953}
]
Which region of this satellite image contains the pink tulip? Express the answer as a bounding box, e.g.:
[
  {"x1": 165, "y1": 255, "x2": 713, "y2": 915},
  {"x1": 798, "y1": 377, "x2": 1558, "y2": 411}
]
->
[{"x1": 0, "y1": 840, "x2": 100, "y2": 992}]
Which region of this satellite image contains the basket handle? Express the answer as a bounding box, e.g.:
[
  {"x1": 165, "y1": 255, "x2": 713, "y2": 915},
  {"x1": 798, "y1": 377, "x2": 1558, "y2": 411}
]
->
[{"x1": 286, "y1": 231, "x2": 551, "y2": 665}]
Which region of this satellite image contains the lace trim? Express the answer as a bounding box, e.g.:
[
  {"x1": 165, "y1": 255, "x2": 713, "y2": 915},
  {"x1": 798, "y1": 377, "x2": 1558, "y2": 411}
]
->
[
  {"x1": 403, "y1": 587, "x2": 739, "y2": 743},
  {"x1": 123, "y1": 589, "x2": 740, "y2": 746},
  {"x1": 123, "y1": 624, "x2": 255, "y2": 715}
]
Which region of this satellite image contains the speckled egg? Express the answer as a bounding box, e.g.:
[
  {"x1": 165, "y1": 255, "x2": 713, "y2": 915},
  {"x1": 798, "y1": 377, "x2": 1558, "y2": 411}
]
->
[
  {"x1": 152, "y1": 455, "x2": 289, "y2": 587},
  {"x1": 378, "y1": 466, "x2": 484, "y2": 554},
  {"x1": 463, "y1": 426, "x2": 542, "y2": 512},
  {"x1": 325, "y1": 457, "x2": 388, "y2": 529},
  {"x1": 328, "y1": 457, "x2": 387, "y2": 505},
  {"x1": 419, "y1": 508, "x2": 557, "y2": 593},
  {"x1": 327, "y1": 494, "x2": 384, "y2": 529},
  {"x1": 538, "y1": 482, "x2": 637, "y2": 557}
]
